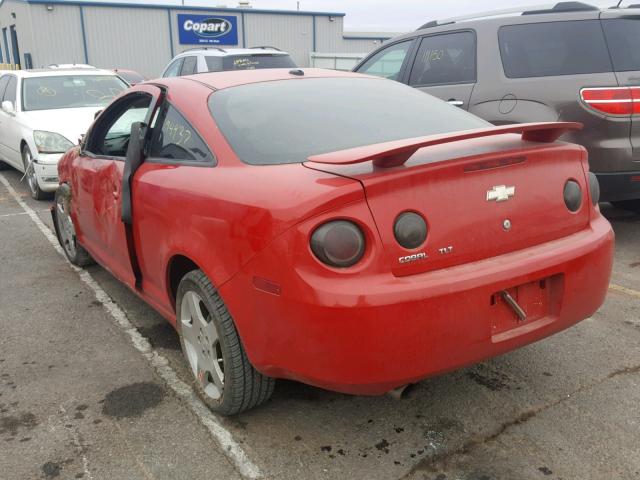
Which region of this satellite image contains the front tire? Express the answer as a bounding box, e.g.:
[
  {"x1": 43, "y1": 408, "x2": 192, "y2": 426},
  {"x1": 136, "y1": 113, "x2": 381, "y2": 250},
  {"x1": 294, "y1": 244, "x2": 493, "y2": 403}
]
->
[
  {"x1": 22, "y1": 145, "x2": 50, "y2": 200},
  {"x1": 176, "y1": 270, "x2": 275, "y2": 415},
  {"x1": 611, "y1": 199, "x2": 640, "y2": 213},
  {"x1": 53, "y1": 185, "x2": 95, "y2": 267}
]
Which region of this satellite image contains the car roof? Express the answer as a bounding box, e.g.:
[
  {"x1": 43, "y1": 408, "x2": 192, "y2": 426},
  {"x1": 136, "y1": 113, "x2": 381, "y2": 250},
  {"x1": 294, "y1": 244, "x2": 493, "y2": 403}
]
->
[
  {"x1": 175, "y1": 47, "x2": 289, "y2": 58},
  {"x1": 0, "y1": 68, "x2": 120, "y2": 78},
  {"x1": 406, "y1": 2, "x2": 640, "y2": 37},
  {"x1": 157, "y1": 68, "x2": 368, "y2": 91}
]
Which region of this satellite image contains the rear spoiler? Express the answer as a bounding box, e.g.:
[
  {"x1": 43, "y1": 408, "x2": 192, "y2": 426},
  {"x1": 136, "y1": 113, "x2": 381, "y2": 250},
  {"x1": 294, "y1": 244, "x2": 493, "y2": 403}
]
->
[{"x1": 307, "y1": 122, "x2": 582, "y2": 168}]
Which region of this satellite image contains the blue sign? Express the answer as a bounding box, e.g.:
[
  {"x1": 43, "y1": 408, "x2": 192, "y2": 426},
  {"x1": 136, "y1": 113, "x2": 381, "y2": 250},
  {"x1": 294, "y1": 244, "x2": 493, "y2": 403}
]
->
[{"x1": 178, "y1": 14, "x2": 238, "y2": 45}]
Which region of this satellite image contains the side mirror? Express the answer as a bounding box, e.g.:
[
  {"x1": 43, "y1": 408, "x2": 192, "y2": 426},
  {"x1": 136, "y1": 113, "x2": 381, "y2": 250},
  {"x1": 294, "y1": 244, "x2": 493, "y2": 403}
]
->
[
  {"x1": 78, "y1": 133, "x2": 86, "y2": 146},
  {"x1": 121, "y1": 121, "x2": 147, "y2": 224},
  {"x1": 1, "y1": 100, "x2": 15, "y2": 115}
]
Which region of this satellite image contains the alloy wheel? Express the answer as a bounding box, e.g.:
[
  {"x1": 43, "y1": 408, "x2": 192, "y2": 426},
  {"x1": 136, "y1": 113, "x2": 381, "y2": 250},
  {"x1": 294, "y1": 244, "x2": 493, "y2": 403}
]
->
[
  {"x1": 180, "y1": 290, "x2": 225, "y2": 400},
  {"x1": 55, "y1": 194, "x2": 77, "y2": 259},
  {"x1": 23, "y1": 149, "x2": 38, "y2": 197}
]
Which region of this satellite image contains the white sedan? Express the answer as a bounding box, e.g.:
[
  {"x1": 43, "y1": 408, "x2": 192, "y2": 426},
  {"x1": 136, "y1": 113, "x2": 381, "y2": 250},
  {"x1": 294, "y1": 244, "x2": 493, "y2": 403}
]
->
[{"x1": 0, "y1": 68, "x2": 128, "y2": 199}]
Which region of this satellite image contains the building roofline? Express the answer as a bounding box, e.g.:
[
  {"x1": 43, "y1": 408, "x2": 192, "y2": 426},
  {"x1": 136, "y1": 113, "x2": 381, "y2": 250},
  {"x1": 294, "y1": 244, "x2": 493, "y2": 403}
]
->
[{"x1": 6, "y1": 0, "x2": 345, "y2": 17}]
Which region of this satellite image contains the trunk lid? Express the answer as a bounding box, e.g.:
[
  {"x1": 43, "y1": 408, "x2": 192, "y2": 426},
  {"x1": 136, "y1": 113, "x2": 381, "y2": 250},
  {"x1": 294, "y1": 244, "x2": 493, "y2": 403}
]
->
[{"x1": 304, "y1": 124, "x2": 591, "y2": 277}]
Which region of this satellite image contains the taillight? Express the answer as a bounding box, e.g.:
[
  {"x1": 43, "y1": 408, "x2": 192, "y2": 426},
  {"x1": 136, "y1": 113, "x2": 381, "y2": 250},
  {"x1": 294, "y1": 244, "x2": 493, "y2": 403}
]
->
[
  {"x1": 563, "y1": 180, "x2": 582, "y2": 212},
  {"x1": 588, "y1": 172, "x2": 600, "y2": 205},
  {"x1": 632, "y1": 88, "x2": 640, "y2": 115},
  {"x1": 310, "y1": 220, "x2": 365, "y2": 268},
  {"x1": 394, "y1": 212, "x2": 428, "y2": 249},
  {"x1": 580, "y1": 87, "x2": 635, "y2": 116}
]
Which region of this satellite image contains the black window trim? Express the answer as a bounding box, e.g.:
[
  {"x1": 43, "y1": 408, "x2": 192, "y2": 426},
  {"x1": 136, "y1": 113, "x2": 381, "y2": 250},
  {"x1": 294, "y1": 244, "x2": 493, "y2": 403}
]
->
[
  {"x1": 146, "y1": 99, "x2": 216, "y2": 168},
  {"x1": 407, "y1": 28, "x2": 478, "y2": 88},
  {"x1": 353, "y1": 38, "x2": 418, "y2": 84},
  {"x1": 497, "y1": 19, "x2": 614, "y2": 79},
  {"x1": 84, "y1": 91, "x2": 156, "y2": 162}
]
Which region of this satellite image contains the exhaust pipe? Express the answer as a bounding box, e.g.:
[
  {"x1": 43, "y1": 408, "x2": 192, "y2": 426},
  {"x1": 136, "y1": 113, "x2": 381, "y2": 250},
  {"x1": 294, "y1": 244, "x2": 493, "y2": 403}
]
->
[{"x1": 386, "y1": 384, "x2": 410, "y2": 400}]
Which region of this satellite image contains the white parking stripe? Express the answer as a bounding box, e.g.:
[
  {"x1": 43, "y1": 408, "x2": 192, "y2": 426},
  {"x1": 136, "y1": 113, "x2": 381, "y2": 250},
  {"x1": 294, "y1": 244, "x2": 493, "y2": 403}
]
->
[
  {"x1": 609, "y1": 283, "x2": 640, "y2": 299},
  {"x1": 0, "y1": 210, "x2": 53, "y2": 218},
  {"x1": 0, "y1": 173, "x2": 263, "y2": 480}
]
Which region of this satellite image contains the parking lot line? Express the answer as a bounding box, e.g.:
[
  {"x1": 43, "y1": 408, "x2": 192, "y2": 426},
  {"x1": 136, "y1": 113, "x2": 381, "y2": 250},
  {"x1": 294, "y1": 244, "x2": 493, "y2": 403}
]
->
[
  {"x1": 0, "y1": 173, "x2": 263, "y2": 480},
  {"x1": 609, "y1": 283, "x2": 640, "y2": 299},
  {"x1": 0, "y1": 209, "x2": 50, "y2": 218}
]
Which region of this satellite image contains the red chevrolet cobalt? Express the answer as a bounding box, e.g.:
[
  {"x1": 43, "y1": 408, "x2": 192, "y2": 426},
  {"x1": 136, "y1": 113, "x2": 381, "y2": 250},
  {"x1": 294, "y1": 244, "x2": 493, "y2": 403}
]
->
[{"x1": 53, "y1": 69, "x2": 614, "y2": 415}]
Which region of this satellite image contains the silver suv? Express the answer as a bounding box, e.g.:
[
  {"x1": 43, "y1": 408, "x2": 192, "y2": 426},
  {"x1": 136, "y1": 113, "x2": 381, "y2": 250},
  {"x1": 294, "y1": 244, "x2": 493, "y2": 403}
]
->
[
  {"x1": 354, "y1": 2, "x2": 640, "y2": 210},
  {"x1": 161, "y1": 46, "x2": 296, "y2": 77}
]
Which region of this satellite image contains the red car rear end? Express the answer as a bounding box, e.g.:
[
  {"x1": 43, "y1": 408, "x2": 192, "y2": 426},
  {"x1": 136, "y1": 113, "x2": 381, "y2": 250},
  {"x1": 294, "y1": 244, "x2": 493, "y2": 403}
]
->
[{"x1": 219, "y1": 122, "x2": 613, "y2": 395}]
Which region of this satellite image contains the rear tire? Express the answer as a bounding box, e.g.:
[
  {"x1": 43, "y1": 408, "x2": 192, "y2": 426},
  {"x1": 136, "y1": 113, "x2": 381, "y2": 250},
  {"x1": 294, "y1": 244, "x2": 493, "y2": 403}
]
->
[
  {"x1": 22, "y1": 145, "x2": 50, "y2": 200},
  {"x1": 176, "y1": 269, "x2": 275, "y2": 415},
  {"x1": 53, "y1": 184, "x2": 95, "y2": 267},
  {"x1": 611, "y1": 199, "x2": 640, "y2": 213}
]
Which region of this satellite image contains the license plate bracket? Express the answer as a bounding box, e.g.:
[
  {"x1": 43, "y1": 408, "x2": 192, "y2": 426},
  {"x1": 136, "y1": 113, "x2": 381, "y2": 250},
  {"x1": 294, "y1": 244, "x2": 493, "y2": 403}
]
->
[{"x1": 490, "y1": 276, "x2": 562, "y2": 336}]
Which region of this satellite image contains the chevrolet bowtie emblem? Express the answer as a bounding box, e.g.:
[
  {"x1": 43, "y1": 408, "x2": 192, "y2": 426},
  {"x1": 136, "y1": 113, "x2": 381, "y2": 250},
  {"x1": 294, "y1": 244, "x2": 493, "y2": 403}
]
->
[{"x1": 486, "y1": 185, "x2": 515, "y2": 202}]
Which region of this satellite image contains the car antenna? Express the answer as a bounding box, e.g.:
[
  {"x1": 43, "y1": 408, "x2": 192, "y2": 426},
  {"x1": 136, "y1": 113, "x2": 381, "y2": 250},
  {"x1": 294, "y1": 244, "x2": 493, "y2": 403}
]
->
[{"x1": 289, "y1": 69, "x2": 304, "y2": 76}]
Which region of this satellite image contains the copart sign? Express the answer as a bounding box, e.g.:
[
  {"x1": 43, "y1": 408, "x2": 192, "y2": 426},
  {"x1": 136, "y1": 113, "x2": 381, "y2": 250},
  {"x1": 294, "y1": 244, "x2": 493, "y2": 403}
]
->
[{"x1": 178, "y1": 14, "x2": 239, "y2": 45}]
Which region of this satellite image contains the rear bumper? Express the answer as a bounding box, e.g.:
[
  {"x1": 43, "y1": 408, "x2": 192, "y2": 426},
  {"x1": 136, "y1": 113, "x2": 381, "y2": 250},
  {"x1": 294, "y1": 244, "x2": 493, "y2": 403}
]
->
[
  {"x1": 595, "y1": 171, "x2": 640, "y2": 202},
  {"x1": 220, "y1": 215, "x2": 614, "y2": 395}
]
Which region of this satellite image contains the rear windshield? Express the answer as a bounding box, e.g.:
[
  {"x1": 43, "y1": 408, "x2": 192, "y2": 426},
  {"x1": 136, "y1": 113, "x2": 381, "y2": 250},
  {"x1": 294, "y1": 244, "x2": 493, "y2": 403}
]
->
[
  {"x1": 498, "y1": 21, "x2": 612, "y2": 78},
  {"x1": 205, "y1": 54, "x2": 296, "y2": 72},
  {"x1": 22, "y1": 75, "x2": 128, "y2": 111},
  {"x1": 602, "y1": 18, "x2": 640, "y2": 72},
  {"x1": 209, "y1": 77, "x2": 489, "y2": 165}
]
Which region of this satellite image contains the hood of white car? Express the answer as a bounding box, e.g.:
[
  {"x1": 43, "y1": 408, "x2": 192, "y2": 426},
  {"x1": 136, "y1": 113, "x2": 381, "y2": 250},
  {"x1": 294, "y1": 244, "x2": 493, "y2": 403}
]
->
[{"x1": 20, "y1": 107, "x2": 103, "y2": 145}]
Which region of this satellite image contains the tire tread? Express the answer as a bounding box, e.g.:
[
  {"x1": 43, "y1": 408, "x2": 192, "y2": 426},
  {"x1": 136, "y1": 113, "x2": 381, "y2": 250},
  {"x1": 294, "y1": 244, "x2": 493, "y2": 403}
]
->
[{"x1": 178, "y1": 270, "x2": 275, "y2": 415}]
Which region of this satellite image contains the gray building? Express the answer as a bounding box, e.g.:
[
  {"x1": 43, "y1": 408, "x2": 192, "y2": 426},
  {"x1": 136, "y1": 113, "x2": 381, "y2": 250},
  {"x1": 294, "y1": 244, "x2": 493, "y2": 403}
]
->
[{"x1": 0, "y1": 0, "x2": 395, "y2": 78}]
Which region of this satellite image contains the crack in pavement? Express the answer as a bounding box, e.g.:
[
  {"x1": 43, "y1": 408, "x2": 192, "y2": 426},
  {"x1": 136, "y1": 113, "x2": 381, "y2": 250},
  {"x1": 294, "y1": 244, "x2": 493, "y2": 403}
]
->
[{"x1": 402, "y1": 362, "x2": 640, "y2": 477}]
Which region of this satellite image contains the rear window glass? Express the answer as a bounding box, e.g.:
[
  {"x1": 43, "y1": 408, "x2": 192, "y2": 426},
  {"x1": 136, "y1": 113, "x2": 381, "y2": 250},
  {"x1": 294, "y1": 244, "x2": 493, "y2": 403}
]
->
[
  {"x1": 209, "y1": 77, "x2": 489, "y2": 165},
  {"x1": 205, "y1": 54, "x2": 296, "y2": 72},
  {"x1": 498, "y1": 21, "x2": 612, "y2": 78},
  {"x1": 602, "y1": 19, "x2": 640, "y2": 72}
]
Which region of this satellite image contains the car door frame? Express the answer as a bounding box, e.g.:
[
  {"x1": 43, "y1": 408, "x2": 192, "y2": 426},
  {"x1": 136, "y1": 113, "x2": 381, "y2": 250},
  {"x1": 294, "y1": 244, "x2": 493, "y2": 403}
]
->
[
  {"x1": 128, "y1": 98, "x2": 216, "y2": 304},
  {"x1": 0, "y1": 73, "x2": 22, "y2": 168},
  {"x1": 404, "y1": 29, "x2": 478, "y2": 109},
  {"x1": 75, "y1": 84, "x2": 165, "y2": 288},
  {"x1": 0, "y1": 74, "x2": 11, "y2": 164}
]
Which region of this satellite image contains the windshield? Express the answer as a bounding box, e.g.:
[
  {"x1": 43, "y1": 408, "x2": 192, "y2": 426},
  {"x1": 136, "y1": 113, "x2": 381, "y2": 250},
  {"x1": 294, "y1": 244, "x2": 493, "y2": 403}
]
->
[
  {"x1": 209, "y1": 77, "x2": 489, "y2": 165},
  {"x1": 22, "y1": 75, "x2": 128, "y2": 111},
  {"x1": 205, "y1": 54, "x2": 296, "y2": 72}
]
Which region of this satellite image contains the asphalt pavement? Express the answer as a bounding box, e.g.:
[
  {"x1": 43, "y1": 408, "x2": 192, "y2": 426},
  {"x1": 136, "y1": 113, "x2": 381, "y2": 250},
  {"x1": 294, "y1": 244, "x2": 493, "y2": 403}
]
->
[{"x1": 0, "y1": 167, "x2": 638, "y2": 480}]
